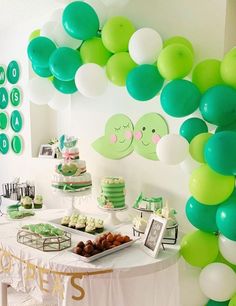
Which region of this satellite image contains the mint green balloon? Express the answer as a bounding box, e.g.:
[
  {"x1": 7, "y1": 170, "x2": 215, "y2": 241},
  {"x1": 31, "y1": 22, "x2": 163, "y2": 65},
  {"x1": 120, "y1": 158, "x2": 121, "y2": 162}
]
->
[
  {"x1": 180, "y1": 117, "x2": 208, "y2": 143},
  {"x1": 27, "y1": 36, "x2": 56, "y2": 68},
  {"x1": 126, "y1": 64, "x2": 164, "y2": 101},
  {"x1": 163, "y1": 36, "x2": 194, "y2": 54},
  {"x1": 157, "y1": 43, "x2": 194, "y2": 80},
  {"x1": 207, "y1": 300, "x2": 230, "y2": 306},
  {"x1": 106, "y1": 52, "x2": 137, "y2": 86},
  {"x1": 192, "y1": 59, "x2": 224, "y2": 93},
  {"x1": 62, "y1": 1, "x2": 99, "y2": 40},
  {"x1": 52, "y1": 78, "x2": 77, "y2": 94},
  {"x1": 49, "y1": 47, "x2": 82, "y2": 82},
  {"x1": 32, "y1": 64, "x2": 52, "y2": 78},
  {"x1": 180, "y1": 230, "x2": 219, "y2": 267},
  {"x1": 80, "y1": 37, "x2": 112, "y2": 67},
  {"x1": 102, "y1": 17, "x2": 135, "y2": 53}
]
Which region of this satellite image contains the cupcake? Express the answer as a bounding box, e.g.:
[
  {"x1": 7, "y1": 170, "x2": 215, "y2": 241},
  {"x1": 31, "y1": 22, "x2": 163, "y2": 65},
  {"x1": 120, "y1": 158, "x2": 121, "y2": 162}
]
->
[
  {"x1": 69, "y1": 216, "x2": 78, "y2": 228},
  {"x1": 78, "y1": 215, "x2": 87, "y2": 223},
  {"x1": 61, "y1": 216, "x2": 70, "y2": 227},
  {"x1": 85, "y1": 222, "x2": 96, "y2": 235},
  {"x1": 75, "y1": 220, "x2": 86, "y2": 232},
  {"x1": 95, "y1": 219, "x2": 104, "y2": 233},
  {"x1": 21, "y1": 196, "x2": 33, "y2": 209},
  {"x1": 34, "y1": 195, "x2": 43, "y2": 209}
]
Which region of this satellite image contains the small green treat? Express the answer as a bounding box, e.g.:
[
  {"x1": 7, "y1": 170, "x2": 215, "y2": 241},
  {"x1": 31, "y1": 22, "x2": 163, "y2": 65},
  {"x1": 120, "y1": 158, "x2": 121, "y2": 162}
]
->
[{"x1": 8, "y1": 211, "x2": 24, "y2": 219}]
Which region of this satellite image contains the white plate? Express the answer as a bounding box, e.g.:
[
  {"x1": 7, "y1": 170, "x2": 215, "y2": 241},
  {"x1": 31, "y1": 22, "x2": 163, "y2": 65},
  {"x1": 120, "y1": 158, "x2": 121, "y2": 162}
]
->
[
  {"x1": 49, "y1": 217, "x2": 117, "y2": 238},
  {"x1": 70, "y1": 236, "x2": 140, "y2": 262}
]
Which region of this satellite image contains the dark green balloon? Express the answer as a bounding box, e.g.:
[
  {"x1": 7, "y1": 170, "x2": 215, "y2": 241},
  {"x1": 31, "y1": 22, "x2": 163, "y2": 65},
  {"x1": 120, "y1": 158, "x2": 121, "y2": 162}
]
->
[
  {"x1": 49, "y1": 47, "x2": 82, "y2": 82},
  {"x1": 160, "y1": 79, "x2": 201, "y2": 117},
  {"x1": 32, "y1": 64, "x2": 52, "y2": 78},
  {"x1": 126, "y1": 65, "x2": 164, "y2": 101},
  {"x1": 186, "y1": 197, "x2": 219, "y2": 233},
  {"x1": 62, "y1": 1, "x2": 99, "y2": 40},
  {"x1": 27, "y1": 36, "x2": 56, "y2": 68},
  {"x1": 216, "y1": 121, "x2": 236, "y2": 133},
  {"x1": 53, "y1": 78, "x2": 77, "y2": 94},
  {"x1": 206, "y1": 299, "x2": 229, "y2": 306},
  {"x1": 180, "y1": 117, "x2": 208, "y2": 142},
  {"x1": 200, "y1": 85, "x2": 236, "y2": 126},
  {"x1": 205, "y1": 131, "x2": 236, "y2": 175},
  {"x1": 216, "y1": 189, "x2": 236, "y2": 241}
]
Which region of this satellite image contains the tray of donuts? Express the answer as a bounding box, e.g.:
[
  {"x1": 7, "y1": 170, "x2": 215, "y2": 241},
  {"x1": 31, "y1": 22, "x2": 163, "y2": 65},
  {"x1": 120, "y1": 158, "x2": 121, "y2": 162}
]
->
[{"x1": 71, "y1": 232, "x2": 140, "y2": 262}]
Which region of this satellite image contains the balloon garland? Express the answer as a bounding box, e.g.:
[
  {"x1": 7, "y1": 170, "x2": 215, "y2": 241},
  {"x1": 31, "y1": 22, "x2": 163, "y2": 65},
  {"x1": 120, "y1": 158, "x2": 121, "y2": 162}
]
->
[{"x1": 27, "y1": 2, "x2": 236, "y2": 304}]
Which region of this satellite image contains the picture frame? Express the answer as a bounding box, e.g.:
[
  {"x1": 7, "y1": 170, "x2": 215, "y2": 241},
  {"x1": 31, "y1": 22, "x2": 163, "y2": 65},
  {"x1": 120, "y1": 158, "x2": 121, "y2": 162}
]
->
[
  {"x1": 142, "y1": 214, "x2": 168, "y2": 258},
  {"x1": 38, "y1": 144, "x2": 55, "y2": 158}
]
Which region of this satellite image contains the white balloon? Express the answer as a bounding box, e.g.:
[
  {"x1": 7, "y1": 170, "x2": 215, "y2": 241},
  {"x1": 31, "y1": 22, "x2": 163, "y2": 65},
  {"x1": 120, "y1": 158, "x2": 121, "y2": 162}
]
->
[
  {"x1": 180, "y1": 154, "x2": 200, "y2": 175},
  {"x1": 75, "y1": 63, "x2": 108, "y2": 98},
  {"x1": 41, "y1": 21, "x2": 57, "y2": 42},
  {"x1": 83, "y1": 0, "x2": 107, "y2": 27},
  {"x1": 156, "y1": 134, "x2": 189, "y2": 165},
  {"x1": 129, "y1": 28, "x2": 163, "y2": 64},
  {"x1": 49, "y1": 8, "x2": 63, "y2": 23},
  {"x1": 199, "y1": 263, "x2": 236, "y2": 302},
  {"x1": 219, "y1": 235, "x2": 236, "y2": 265},
  {"x1": 28, "y1": 78, "x2": 55, "y2": 105},
  {"x1": 48, "y1": 91, "x2": 71, "y2": 111}
]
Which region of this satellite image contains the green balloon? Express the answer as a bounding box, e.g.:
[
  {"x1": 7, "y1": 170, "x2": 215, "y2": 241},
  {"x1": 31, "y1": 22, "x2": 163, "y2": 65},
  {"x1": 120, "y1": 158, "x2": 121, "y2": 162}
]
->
[
  {"x1": 126, "y1": 64, "x2": 164, "y2": 101},
  {"x1": 200, "y1": 85, "x2": 236, "y2": 126},
  {"x1": 186, "y1": 197, "x2": 219, "y2": 233},
  {"x1": 189, "y1": 132, "x2": 212, "y2": 163},
  {"x1": 216, "y1": 189, "x2": 236, "y2": 241},
  {"x1": 53, "y1": 78, "x2": 77, "y2": 94},
  {"x1": 32, "y1": 64, "x2": 52, "y2": 78},
  {"x1": 163, "y1": 36, "x2": 194, "y2": 54},
  {"x1": 11, "y1": 135, "x2": 23, "y2": 154},
  {"x1": 62, "y1": 1, "x2": 99, "y2": 40},
  {"x1": 28, "y1": 29, "x2": 40, "y2": 42},
  {"x1": 180, "y1": 117, "x2": 208, "y2": 142},
  {"x1": 0, "y1": 133, "x2": 9, "y2": 155},
  {"x1": 0, "y1": 112, "x2": 8, "y2": 130},
  {"x1": 216, "y1": 121, "x2": 236, "y2": 133},
  {"x1": 27, "y1": 36, "x2": 56, "y2": 68},
  {"x1": 160, "y1": 79, "x2": 201, "y2": 117},
  {"x1": 206, "y1": 300, "x2": 230, "y2": 306},
  {"x1": 0, "y1": 87, "x2": 8, "y2": 109},
  {"x1": 133, "y1": 112, "x2": 169, "y2": 160},
  {"x1": 106, "y1": 52, "x2": 137, "y2": 86},
  {"x1": 192, "y1": 59, "x2": 224, "y2": 93},
  {"x1": 80, "y1": 37, "x2": 112, "y2": 67},
  {"x1": 205, "y1": 131, "x2": 236, "y2": 175},
  {"x1": 189, "y1": 164, "x2": 235, "y2": 205},
  {"x1": 10, "y1": 110, "x2": 23, "y2": 133},
  {"x1": 49, "y1": 47, "x2": 82, "y2": 82},
  {"x1": 229, "y1": 294, "x2": 236, "y2": 306},
  {"x1": 102, "y1": 16, "x2": 135, "y2": 53},
  {"x1": 221, "y1": 48, "x2": 236, "y2": 88},
  {"x1": 180, "y1": 230, "x2": 219, "y2": 268},
  {"x1": 157, "y1": 43, "x2": 194, "y2": 80}
]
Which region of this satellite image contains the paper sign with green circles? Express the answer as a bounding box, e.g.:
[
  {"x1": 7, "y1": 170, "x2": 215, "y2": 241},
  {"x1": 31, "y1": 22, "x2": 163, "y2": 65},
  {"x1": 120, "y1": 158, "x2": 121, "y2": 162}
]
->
[
  {"x1": 10, "y1": 110, "x2": 23, "y2": 133},
  {"x1": 133, "y1": 113, "x2": 169, "y2": 160},
  {"x1": 0, "y1": 112, "x2": 8, "y2": 130},
  {"x1": 92, "y1": 114, "x2": 134, "y2": 159},
  {"x1": 0, "y1": 133, "x2": 9, "y2": 155},
  {"x1": 0, "y1": 87, "x2": 8, "y2": 109}
]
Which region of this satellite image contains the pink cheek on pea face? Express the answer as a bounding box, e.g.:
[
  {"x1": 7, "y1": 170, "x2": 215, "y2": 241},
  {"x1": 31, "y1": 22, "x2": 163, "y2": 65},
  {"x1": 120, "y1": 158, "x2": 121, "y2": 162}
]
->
[
  {"x1": 125, "y1": 130, "x2": 132, "y2": 139},
  {"x1": 110, "y1": 134, "x2": 117, "y2": 143},
  {"x1": 135, "y1": 131, "x2": 142, "y2": 140},
  {"x1": 152, "y1": 134, "x2": 161, "y2": 144}
]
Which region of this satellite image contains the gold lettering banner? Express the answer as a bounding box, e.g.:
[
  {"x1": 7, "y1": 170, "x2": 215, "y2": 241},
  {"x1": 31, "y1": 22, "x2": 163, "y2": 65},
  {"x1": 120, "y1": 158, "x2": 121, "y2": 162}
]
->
[{"x1": 0, "y1": 248, "x2": 113, "y2": 301}]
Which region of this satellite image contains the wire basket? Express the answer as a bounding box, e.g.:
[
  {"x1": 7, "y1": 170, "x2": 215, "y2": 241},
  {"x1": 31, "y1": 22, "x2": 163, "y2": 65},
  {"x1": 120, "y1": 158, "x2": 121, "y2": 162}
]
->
[{"x1": 17, "y1": 229, "x2": 71, "y2": 252}]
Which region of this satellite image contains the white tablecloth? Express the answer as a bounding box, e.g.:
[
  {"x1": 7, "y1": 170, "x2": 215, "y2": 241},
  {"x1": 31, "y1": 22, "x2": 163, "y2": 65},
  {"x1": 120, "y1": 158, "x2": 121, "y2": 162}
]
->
[{"x1": 0, "y1": 208, "x2": 180, "y2": 306}]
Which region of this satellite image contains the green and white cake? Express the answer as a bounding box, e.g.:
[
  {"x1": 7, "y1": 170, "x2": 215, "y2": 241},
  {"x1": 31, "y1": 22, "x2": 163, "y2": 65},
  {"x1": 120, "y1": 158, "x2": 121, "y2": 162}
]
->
[{"x1": 98, "y1": 177, "x2": 126, "y2": 209}]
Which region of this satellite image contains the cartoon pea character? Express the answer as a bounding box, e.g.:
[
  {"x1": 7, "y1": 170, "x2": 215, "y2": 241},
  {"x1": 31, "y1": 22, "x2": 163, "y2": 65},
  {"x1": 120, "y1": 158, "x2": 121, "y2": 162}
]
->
[
  {"x1": 133, "y1": 113, "x2": 168, "y2": 160},
  {"x1": 92, "y1": 114, "x2": 134, "y2": 159}
]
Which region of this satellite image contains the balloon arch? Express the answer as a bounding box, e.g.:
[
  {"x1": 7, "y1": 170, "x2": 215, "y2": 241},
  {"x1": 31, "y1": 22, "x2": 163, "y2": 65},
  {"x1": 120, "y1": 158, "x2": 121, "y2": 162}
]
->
[{"x1": 27, "y1": 2, "x2": 236, "y2": 305}]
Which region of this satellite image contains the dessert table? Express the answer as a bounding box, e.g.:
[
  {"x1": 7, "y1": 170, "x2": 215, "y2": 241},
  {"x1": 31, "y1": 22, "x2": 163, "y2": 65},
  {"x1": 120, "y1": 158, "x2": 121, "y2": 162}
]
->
[{"x1": 0, "y1": 206, "x2": 180, "y2": 306}]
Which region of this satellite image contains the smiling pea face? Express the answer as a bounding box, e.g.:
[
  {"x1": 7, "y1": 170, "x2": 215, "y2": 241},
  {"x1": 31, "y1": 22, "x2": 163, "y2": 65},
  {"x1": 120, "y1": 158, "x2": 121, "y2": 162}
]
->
[
  {"x1": 134, "y1": 113, "x2": 169, "y2": 160},
  {"x1": 105, "y1": 114, "x2": 134, "y2": 152}
]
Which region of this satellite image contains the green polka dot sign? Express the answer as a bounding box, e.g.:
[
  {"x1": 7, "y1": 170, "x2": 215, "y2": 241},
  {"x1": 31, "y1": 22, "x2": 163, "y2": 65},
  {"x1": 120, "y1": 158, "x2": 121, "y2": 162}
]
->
[
  {"x1": 0, "y1": 133, "x2": 9, "y2": 154},
  {"x1": 0, "y1": 60, "x2": 24, "y2": 155}
]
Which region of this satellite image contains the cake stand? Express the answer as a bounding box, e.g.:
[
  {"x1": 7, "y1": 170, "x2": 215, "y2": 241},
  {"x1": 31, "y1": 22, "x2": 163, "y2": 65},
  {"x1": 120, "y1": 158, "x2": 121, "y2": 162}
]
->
[
  {"x1": 98, "y1": 205, "x2": 128, "y2": 226},
  {"x1": 53, "y1": 187, "x2": 92, "y2": 215}
]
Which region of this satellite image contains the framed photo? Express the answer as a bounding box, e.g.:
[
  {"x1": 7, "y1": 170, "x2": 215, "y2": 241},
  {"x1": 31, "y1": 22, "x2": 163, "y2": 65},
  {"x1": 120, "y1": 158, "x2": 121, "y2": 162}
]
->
[
  {"x1": 142, "y1": 214, "x2": 167, "y2": 258},
  {"x1": 38, "y1": 144, "x2": 55, "y2": 158}
]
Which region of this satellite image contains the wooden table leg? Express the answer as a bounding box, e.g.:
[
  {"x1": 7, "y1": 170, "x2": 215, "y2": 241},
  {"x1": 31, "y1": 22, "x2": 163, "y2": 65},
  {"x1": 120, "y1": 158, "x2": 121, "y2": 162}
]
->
[{"x1": 0, "y1": 283, "x2": 8, "y2": 306}]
